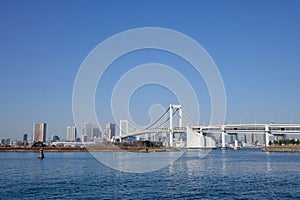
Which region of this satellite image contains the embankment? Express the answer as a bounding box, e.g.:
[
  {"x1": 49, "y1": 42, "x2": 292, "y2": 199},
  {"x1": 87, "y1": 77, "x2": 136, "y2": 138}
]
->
[{"x1": 262, "y1": 145, "x2": 300, "y2": 152}]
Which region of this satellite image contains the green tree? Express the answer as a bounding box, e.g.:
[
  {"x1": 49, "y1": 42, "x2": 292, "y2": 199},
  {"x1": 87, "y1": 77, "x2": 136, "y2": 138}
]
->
[{"x1": 291, "y1": 139, "x2": 296, "y2": 145}]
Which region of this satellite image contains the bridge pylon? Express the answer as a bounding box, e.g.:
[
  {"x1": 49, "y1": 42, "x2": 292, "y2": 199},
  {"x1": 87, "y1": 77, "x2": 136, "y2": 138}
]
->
[
  {"x1": 169, "y1": 104, "x2": 183, "y2": 147},
  {"x1": 119, "y1": 120, "x2": 128, "y2": 142}
]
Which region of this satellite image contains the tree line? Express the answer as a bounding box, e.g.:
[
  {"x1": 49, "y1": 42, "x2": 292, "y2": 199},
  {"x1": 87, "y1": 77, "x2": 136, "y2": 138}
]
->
[{"x1": 269, "y1": 139, "x2": 300, "y2": 146}]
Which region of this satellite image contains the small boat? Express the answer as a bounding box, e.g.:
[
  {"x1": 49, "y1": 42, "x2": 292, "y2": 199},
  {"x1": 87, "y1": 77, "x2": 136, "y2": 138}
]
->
[{"x1": 38, "y1": 149, "x2": 45, "y2": 159}]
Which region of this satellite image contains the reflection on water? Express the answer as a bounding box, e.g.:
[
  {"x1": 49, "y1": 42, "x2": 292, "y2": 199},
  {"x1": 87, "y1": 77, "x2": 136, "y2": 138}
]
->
[
  {"x1": 221, "y1": 159, "x2": 227, "y2": 176},
  {"x1": 168, "y1": 162, "x2": 174, "y2": 174},
  {"x1": 90, "y1": 150, "x2": 186, "y2": 173}
]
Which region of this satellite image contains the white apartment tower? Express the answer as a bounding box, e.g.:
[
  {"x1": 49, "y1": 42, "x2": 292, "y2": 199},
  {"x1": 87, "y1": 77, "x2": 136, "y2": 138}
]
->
[
  {"x1": 33, "y1": 123, "x2": 47, "y2": 143},
  {"x1": 66, "y1": 126, "x2": 77, "y2": 142}
]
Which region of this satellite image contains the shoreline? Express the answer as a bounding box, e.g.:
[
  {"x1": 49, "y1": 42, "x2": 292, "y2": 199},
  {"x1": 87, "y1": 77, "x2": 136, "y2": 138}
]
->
[
  {"x1": 0, "y1": 147, "x2": 88, "y2": 152},
  {"x1": 0, "y1": 146, "x2": 180, "y2": 152},
  {"x1": 2, "y1": 146, "x2": 300, "y2": 153},
  {"x1": 262, "y1": 145, "x2": 300, "y2": 153}
]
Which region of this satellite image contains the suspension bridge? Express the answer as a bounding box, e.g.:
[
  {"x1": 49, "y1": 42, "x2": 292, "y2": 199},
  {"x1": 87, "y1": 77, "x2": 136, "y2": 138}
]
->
[{"x1": 113, "y1": 104, "x2": 300, "y2": 149}]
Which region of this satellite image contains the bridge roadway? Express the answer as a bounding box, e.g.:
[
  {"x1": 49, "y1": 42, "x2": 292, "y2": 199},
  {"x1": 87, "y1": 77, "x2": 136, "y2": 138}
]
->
[
  {"x1": 116, "y1": 127, "x2": 187, "y2": 139},
  {"x1": 193, "y1": 124, "x2": 300, "y2": 134},
  {"x1": 114, "y1": 123, "x2": 300, "y2": 147},
  {"x1": 117, "y1": 124, "x2": 300, "y2": 137}
]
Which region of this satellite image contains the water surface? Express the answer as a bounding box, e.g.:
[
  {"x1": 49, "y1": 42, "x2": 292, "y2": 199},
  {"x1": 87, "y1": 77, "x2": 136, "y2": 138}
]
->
[{"x1": 0, "y1": 149, "x2": 299, "y2": 199}]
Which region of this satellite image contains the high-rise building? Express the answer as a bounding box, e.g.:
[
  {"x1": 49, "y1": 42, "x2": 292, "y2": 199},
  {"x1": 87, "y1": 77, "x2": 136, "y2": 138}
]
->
[
  {"x1": 84, "y1": 123, "x2": 101, "y2": 141},
  {"x1": 245, "y1": 133, "x2": 255, "y2": 144},
  {"x1": 66, "y1": 126, "x2": 77, "y2": 142},
  {"x1": 92, "y1": 124, "x2": 101, "y2": 138},
  {"x1": 81, "y1": 134, "x2": 88, "y2": 142},
  {"x1": 83, "y1": 123, "x2": 93, "y2": 141},
  {"x1": 105, "y1": 123, "x2": 116, "y2": 140},
  {"x1": 23, "y1": 133, "x2": 28, "y2": 142},
  {"x1": 33, "y1": 123, "x2": 47, "y2": 142}
]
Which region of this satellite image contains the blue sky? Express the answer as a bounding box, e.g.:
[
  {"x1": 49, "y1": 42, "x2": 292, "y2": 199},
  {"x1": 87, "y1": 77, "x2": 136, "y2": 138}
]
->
[{"x1": 1, "y1": 0, "x2": 300, "y2": 140}]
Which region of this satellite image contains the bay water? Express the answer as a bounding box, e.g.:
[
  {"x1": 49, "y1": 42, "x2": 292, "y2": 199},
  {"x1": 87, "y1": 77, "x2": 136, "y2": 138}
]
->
[{"x1": 0, "y1": 149, "x2": 299, "y2": 199}]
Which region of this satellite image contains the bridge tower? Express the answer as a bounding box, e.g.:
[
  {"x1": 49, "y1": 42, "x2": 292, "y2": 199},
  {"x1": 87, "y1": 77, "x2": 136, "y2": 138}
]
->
[
  {"x1": 265, "y1": 124, "x2": 270, "y2": 146},
  {"x1": 169, "y1": 104, "x2": 183, "y2": 147},
  {"x1": 221, "y1": 125, "x2": 226, "y2": 150},
  {"x1": 119, "y1": 120, "x2": 128, "y2": 142}
]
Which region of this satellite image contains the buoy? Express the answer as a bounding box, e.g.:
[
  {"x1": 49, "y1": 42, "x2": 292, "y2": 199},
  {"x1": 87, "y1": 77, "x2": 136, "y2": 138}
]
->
[{"x1": 38, "y1": 148, "x2": 45, "y2": 159}]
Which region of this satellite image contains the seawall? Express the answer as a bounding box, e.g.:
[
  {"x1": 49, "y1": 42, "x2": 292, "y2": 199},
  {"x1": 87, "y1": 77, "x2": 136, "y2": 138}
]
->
[{"x1": 262, "y1": 145, "x2": 300, "y2": 152}]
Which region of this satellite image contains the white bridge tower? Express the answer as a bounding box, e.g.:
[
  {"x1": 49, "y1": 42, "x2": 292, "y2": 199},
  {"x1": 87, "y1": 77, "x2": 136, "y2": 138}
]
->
[
  {"x1": 119, "y1": 120, "x2": 128, "y2": 142},
  {"x1": 169, "y1": 104, "x2": 183, "y2": 147}
]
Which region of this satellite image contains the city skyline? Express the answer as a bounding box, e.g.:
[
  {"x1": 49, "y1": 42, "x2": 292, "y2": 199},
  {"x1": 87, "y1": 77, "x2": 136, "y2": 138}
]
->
[
  {"x1": 1, "y1": 1, "x2": 300, "y2": 140},
  {"x1": 12, "y1": 122, "x2": 110, "y2": 142}
]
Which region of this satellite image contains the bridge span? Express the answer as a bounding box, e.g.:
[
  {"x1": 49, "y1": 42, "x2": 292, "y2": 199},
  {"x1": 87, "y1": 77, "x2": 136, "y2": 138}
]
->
[{"x1": 113, "y1": 104, "x2": 300, "y2": 149}]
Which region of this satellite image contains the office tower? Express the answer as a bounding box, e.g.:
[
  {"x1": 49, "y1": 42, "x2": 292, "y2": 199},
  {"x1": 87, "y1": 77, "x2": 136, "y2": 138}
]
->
[
  {"x1": 92, "y1": 124, "x2": 101, "y2": 138},
  {"x1": 23, "y1": 133, "x2": 28, "y2": 142},
  {"x1": 81, "y1": 134, "x2": 88, "y2": 142},
  {"x1": 245, "y1": 133, "x2": 255, "y2": 145},
  {"x1": 84, "y1": 123, "x2": 101, "y2": 141},
  {"x1": 83, "y1": 123, "x2": 93, "y2": 141},
  {"x1": 66, "y1": 126, "x2": 77, "y2": 142},
  {"x1": 33, "y1": 123, "x2": 47, "y2": 142},
  {"x1": 105, "y1": 123, "x2": 115, "y2": 140}
]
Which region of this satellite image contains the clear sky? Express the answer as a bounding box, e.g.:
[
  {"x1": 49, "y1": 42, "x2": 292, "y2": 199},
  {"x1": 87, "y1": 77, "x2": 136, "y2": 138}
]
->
[{"x1": 1, "y1": 0, "x2": 300, "y2": 140}]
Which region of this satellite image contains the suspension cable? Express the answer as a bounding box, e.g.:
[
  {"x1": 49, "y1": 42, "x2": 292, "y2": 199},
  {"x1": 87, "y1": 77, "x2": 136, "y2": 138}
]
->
[
  {"x1": 175, "y1": 110, "x2": 190, "y2": 127},
  {"x1": 153, "y1": 108, "x2": 179, "y2": 129},
  {"x1": 182, "y1": 107, "x2": 198, "y2": 126},
  {"x1": 145, "y1": 107, "x2": 170, "y2": 129}
]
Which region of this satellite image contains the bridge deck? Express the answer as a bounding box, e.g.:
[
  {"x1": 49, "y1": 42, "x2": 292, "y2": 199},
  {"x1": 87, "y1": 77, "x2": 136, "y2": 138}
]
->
[{"x1": 115, "y1": 124, "x2": 300, "y2": 139}]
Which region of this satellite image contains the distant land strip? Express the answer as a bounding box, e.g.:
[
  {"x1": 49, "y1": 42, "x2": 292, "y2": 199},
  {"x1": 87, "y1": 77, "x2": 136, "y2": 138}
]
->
[
  {"x1": 0, "y1": 147, "x2": 88, "y2": 152},
  {"x1": 0, "y1": 146, "x2": 167, "y2": 152},
  {"x1": 262, "y1": 145, "x2": 300, "y2": 153}
]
